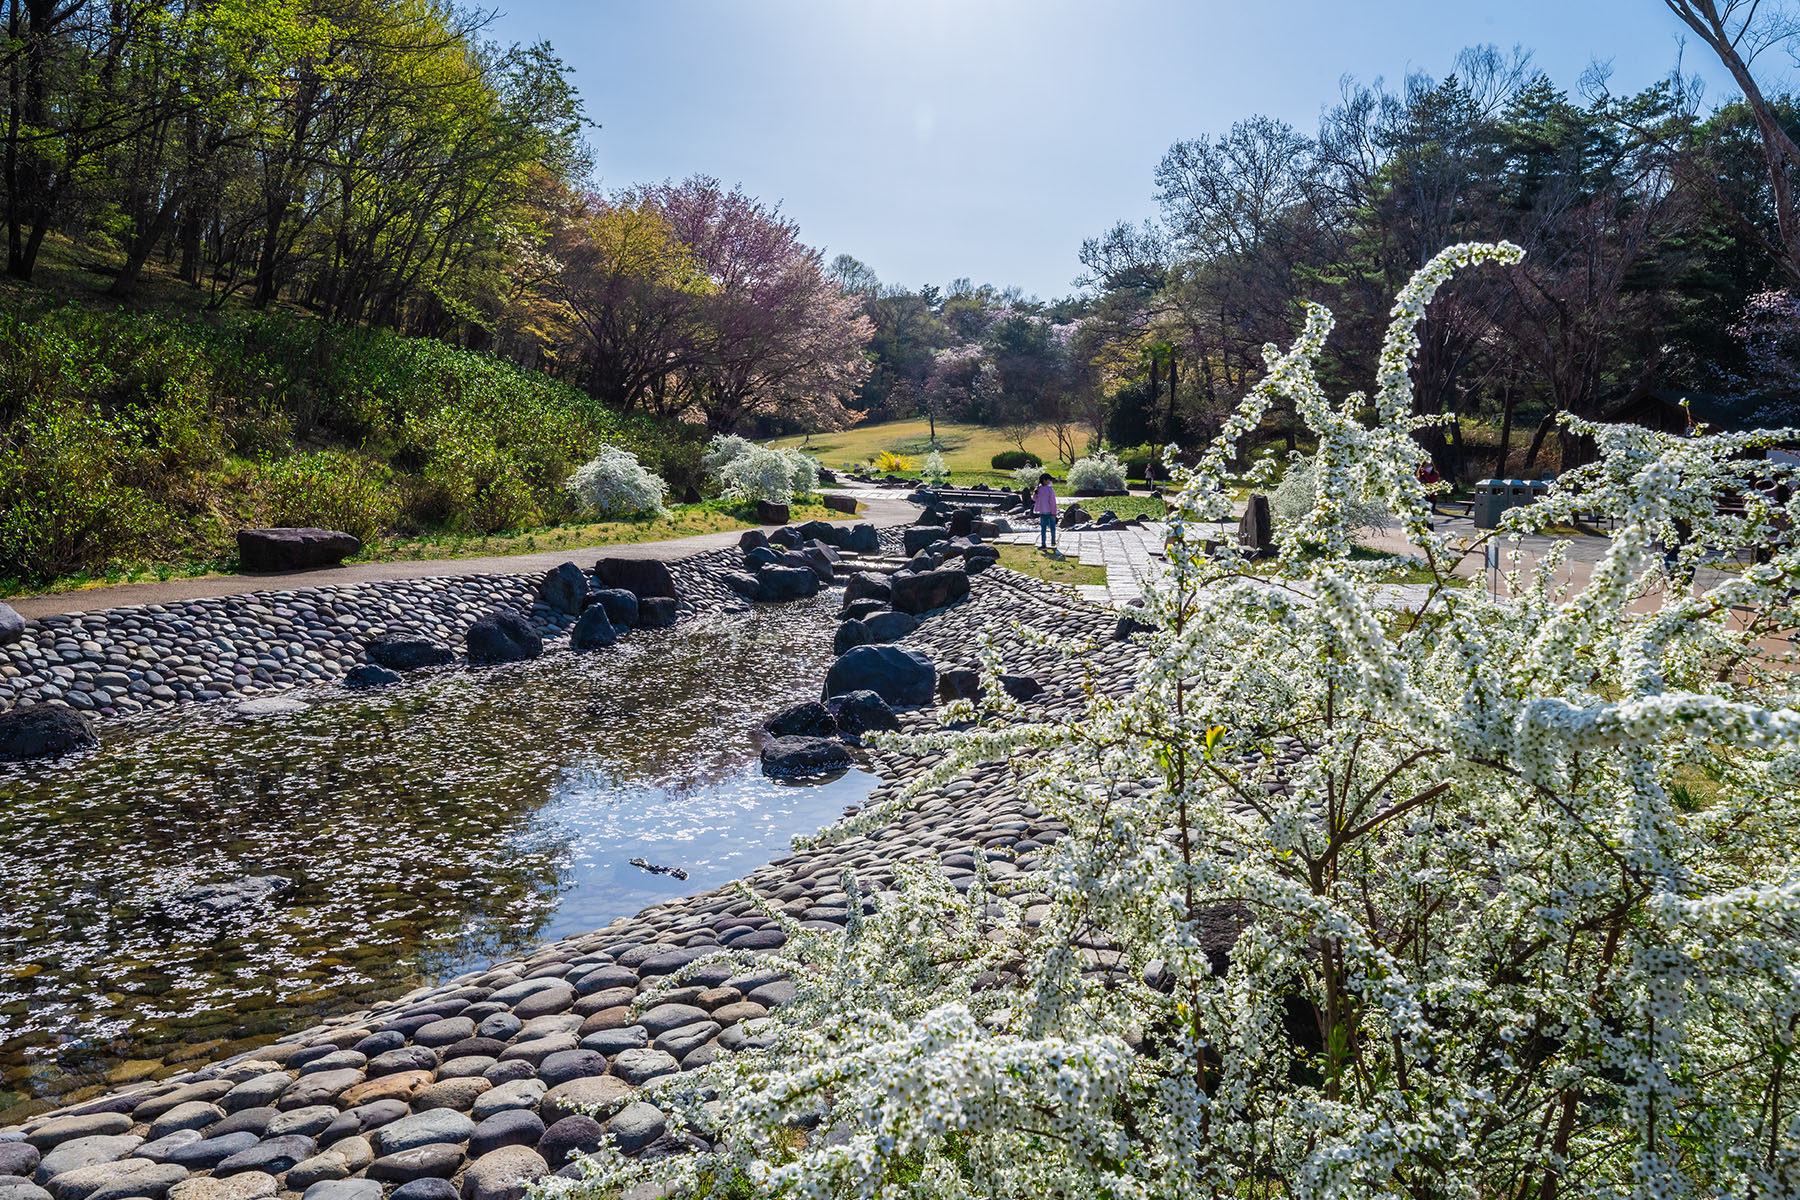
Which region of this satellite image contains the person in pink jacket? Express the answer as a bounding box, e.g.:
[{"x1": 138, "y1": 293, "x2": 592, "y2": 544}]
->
[{"x1": 1033, "y1": 473, "x2": 1058, "y2": 551}]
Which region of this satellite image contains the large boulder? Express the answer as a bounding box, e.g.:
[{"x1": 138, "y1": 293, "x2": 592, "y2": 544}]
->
[
  {"x1": 568, "y1": 606, "x2": 617, "y2": 652},
  {"x1": 744, "y1": 545, "x2": 780, "y2": 570},
  {"x1": 890, "y1": 568, "x2": 970, "y2": 615},
  {"x1": 797, "y1": 547, "x2": 836, "y2": 582},
  {"x1": 720, "y1": 572, "x2": 762, "y2": 600},
  {"x1": 843, "y1": 572, "x2": 891, "y2": 605},
  {"x1": 838, "y1": 598, "x2": 889, "y2": 622},
  {"x1": 593, "y1": 558, "x2": 676, "y2": 601},
  {"x1": 766, "y1": 526, "x2": 802, "y2": 549},
  {"x1": 823, "y1": 494, "x2": 857, "y2": 514},
  {"x1": 0, "y1": 601, "x2": 23, "y2": 646},
  {"x1": 826, "y1": 690, "x2": 899, "y2": 742},
  {"x1": 834, "y1": 610, "x2": 919, "y2": 655},
  {"x1": 0, "y1": 706, "x2": 98, "y2": 762},
  {"x1": 795, "y1": 520, "x2": 837, "y2": 544},
  {"x1": 845, "y1": 523, "x2": 881, "y2": 554},
  {"x1": 1059, "y1": 504, "x2": 1091, "y2": 529},
  {"x1": 535, "y1": 564, "x2": 588, "y2": 615},
  {"x1": 738, "y1": 529, "x2": 768, "y2": 551},
  {"x1": 635, "y1": 597, "x2": 679, "y2": 628},
  {"x1": 764, "y1": 702, "x2": 835, "y2": 738},
  {"x1": 760, "y1": 736, "x2": 852, "y2": 777},
  {"x1": 237, "y1": 528, "x2": 360, "y2": 573},
  {"x1": 754, "y1": 501, "x2": 789, "y2": 525},
  {"x1": 466, "y1": 611, "x2": 542, "y2": 665},
  {"x1": 824, "y1": 644, "x2": 935, "y2": 707},
  {"x1": 588, "y1": 588, "x2": 637, "y2": 630},
  {"x1": 757, "y1": 566, "x2": 819, "y2": 602},
  {"x1": 366, "y1": 637, "x2": 455, "y2": 670},
  {"x1": 947, "y1": 509, "x2": 974, "y2": 536},
  {"x1": 903, "y1": 526, "x2": 950, "y2": 556}
]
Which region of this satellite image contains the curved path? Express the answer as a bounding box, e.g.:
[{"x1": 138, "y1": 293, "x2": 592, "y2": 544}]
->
[{"x1": 5, "y1": 496, "x2": 919, "y2": 620}]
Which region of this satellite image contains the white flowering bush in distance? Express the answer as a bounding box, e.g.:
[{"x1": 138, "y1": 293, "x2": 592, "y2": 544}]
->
[
  {"x1": 921, "y1": 450, "x2": 950, "y2": 485},
  {"x1": 538, "y1": 244, "x2": 1800, "y2": 1198},
  {"x1": 563, "y1": 446, "x2": 666, "y2": 518},
  {"x1": 707, "y1": 434, "x2": 818, "y2": 505},
  {"x1": 1068, "y1": 449, "x2": 1127, "y2": 493},
  {"x1": 1011, "y1": 462, "x2": 1046, "y2": 490},
  {"x1": 1271, "y1": 450, "x2": 1391, "y2": 534},
  {"x1": 702, "y1": 432, "x2": 755, "y2": 478}
]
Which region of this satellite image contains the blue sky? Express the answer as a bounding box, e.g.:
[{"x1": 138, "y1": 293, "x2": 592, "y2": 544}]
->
[{"x1": 492, "y1": 1, "x2": 1741, "y2": 299}]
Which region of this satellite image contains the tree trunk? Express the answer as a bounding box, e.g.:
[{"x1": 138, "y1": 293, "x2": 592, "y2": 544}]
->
[
  {"x1": 1495, "y1": 381, "x2": 1516, "y2": 477},
  {"x1": 1522, "y1": 411, "x2": 1557, "y2": 473},
  {"x1": 1166, "y1": 356, "x2": 1180, "y2": 445}
]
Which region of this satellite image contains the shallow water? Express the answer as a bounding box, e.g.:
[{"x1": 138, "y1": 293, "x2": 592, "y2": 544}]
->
[{"x1": 0, "y1": 592, "x2": 866, "y2": 1118}]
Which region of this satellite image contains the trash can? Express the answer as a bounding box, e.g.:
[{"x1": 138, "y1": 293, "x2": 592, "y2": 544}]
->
[{"x1": 1472, "y1": 480, "x2": 1511, "y2": 528}]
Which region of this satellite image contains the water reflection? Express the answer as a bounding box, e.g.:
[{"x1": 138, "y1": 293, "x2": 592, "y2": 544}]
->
[{"x1": 0, "y1": 592, "x2": 860, "y2": 1118}]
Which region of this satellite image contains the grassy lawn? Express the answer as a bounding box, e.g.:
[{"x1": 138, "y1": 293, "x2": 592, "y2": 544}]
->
[
  {"x1": 776, "y1": 420, "x2": 1092, "y2": 486},
  {"x1": 2, "y1": 500, "x2": 847, "y2": 598},
  {"x1": 996, "y1": 544, "x2": 1106, "y2": 587},
  {"x1": 1069, "y1": 495, "x2": 1167, "y2": 521}
]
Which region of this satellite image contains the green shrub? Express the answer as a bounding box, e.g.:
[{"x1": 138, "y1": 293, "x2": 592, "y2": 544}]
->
[
  {"x1": 991, "y1": 449, "x2": 1041, "y2": 470},
  {"x1": 259, "y1": 450, "x2": 399, "y2": 544}
]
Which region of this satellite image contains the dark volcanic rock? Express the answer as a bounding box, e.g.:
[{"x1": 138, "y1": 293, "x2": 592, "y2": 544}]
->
[
  {"x1": 754, "y1": 501, "x2": 789, "y2": 525},
  {"x1": 822, "y1": 493, "x2": 857, "y2": 514},
  {"x1": 890, "y1": 568, "x2": 969, "y2": 615},
  {"x1": 842, "y1": 573, "x2": 890, "y2": 605},
  {"x1": 824, "y1": 644, "x2": 935, "y2": 707},
  {"x1": 756, "y1": 566, "x2": 819, "y2": 602},
  {"x1": 838, "y1": 598, "x2": 888, "y2": 622},
  {"x1": 1238, "y1": 492, "x2": 1274, "y2": 555},
  {"x1": 466, "y1": 610, "x2": 542, "y2": 665},
  {"x1": 237, "y1": 527, "x2": 360, "y2": 572},
  {"x1": 737, "y1": 529, "x2": 768, "y2": 551},
  {"x1": 0, "y1": 706, "x2": 97, "y2": 762},
  {"x1": 593, "y1": 558, "x2": 676, "y2": 601},
  {"x1": 635, "y1": 597, "x2": 679, "y2": 628},
  {"x1": 588, "y1": 588, "x2": 637, "y2": 630},
  {"x1": 568, "y1": 606, "x2": 617, "y2": 652},
  {"x1": 760, "y1": 736, "x2": 852, "y2": 777},
  {"x1": 535, "y1": 563, "x2": 588, "y2": 615},
  {"x1": 763, "y1": 702, "x2": 835, "y2": 738},
  {"x1": 366, "y1": 636, "x2": 455, "y2": 670},
  {"x1": 1115, "y1": 613, "x2": 1157, "y2": 640},
  {"x1": 826, "y1": 690, "x2": 899, "y2": 742},
  {"x1": 0, "y1": 602, "x2": 22, "y2": 646},
  {"x1": 343, "y1": 663, "x2": 402, "y2": 689},
  {"x1": 903, "y1": 526, "x2": 950, "y2": 556},
  {"x1": 721, "y1": 572, "x2": 762, "y2": 600}
]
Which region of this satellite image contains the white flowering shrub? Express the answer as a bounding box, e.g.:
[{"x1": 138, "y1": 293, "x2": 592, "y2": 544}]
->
[
  {"x1": 785, "y1": 449, "x2": 820, "y2": 497},
  {"x1": 702, "y1": 433, "x2": 755, "y2": 478},
  {"x1": 921, "y1": 450, "x2": 949, "y2": 485},
  {"x1": 1011, "y1": 463, "x2": 1047, "y2": 490},
  {"x1": 562, "y1": 446, "x2": 666, "y2": 518},
  {"x1": 1271, "y1": 450, "x2": 1391, "y2": 533},
  {"x1": 717, "y1": 445, "x2": 798, "y2": 505},
  {"x1": 539, "y1": 244, "x2": 1800, "y2": 1199},
  {"x1": 1068, "y1": 449, "x2": 1126, "y2": 492}
]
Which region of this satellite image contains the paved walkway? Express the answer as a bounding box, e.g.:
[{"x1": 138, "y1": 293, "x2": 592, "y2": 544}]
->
[{"x1": 6, "y1": 495, "x2": 918, "y2": 619}]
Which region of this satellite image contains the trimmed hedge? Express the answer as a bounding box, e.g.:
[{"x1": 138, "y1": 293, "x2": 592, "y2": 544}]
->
[{"x1": 991, "y1": 449, "x2": 1042, "y2": 470}]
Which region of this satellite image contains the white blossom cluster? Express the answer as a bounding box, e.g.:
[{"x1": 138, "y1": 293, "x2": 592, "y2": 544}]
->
[
  {"x1": 539, "y1": 244, "x2": 1800, "y2": 1199},
  {"x1": 710, "y1": 438, "x2": 820, "y2": 505},
  {"x1": 563, "y1": 445, "x2": 667, "y2": 518}
]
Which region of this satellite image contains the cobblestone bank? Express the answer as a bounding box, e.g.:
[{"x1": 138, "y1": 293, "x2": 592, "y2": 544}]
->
[
  {"x1": 0, "y1": 550, "x2": 758, "y2": 718},
  {"x1": 0, "y1": 561, "x2": 1122, "y2": 1200}
]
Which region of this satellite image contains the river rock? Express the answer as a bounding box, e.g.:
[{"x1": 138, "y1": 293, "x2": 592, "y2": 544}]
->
[
  {"x1": 605, "y1": 1103, "x2": 666, "y2": 1155},
  {"x1": 471, "y1": 1080, "x2": 545, "y2": 1121},
  {"x1": 756, "y1": 566, "x2": 818, "y2": 602},
  {"x1": 280, "y1": 1070, "x2": 367, "y2": 1111},
  {"x1": 35, "y1": 1138, "x2": 140, "y2": 1184},
  {"x1": 890, "y1": 568, "x2": 969, "y2": 615},
  {"x1": 593, "y1": 559, "x2": 675, "y2": 601},
  {"x1": 302, "y1": 1183, "x2": 382, "y2": 1200},
  {"x1": 824, "y1": 644, "x2": 934, "y2": 707},
  {"x1": 0, "y1": 1185, "x2": 51, "y2": 1200},
  {"x1": 0, "y1": 706, "x2": 97, "y2": 763},
  {"x1": 459, "y1": 1146, "x2": 546, "y2": 1200},
  {"x1": 410, "y1": 1077, "x2": 491, "y2": 1113},
  {"x1": 370, "y1": 1111, "x2": 473, "y2": 1157},
  {"x1": 168, "y1": 1173, "x2": 276, "y2": 1200},
  {"x1": 760, "y1": 736, "x2": 850, "y2": 777},
  {"x1": 0, "y1": 1146, "x2": 39, "y2": 1178},
  {"x1": 237, "y1": 528, "x2": 360, "y2": 573},
  {"x1": 466, "y1": 1112, "x2": 543, "y2": 1160},
  {"x1": 0, "y1": 601, "x2": 23, "y2": 645},
  {"x1": 465, "y1": 610, "x2": 541, "y2": 665},
  {"x1": 26, "y1": 1116, "x2": 133, "y2": 1151},
  {"x1": 367, "y1": 1143, "x2": 463, "y2": 1184},
  {"x1": 343, "y1": 663, "x2": 402, "y2": 689},
  {"x1": 162, "y1": 1134, "x2": 259, "y2": 1171},
  {"x1": 537, "y1": 1077, "x2": 633, "y2": 1126},
  {"x1": 389, "y1": 1182, "x2": 455, "y2": 1200},
  {"x1": 46, "y1": 1159, "x2": 185, "y2": 1200},
  {"x1": 171, "y1": 875, "x2": 292, "y2": 915},
  {"x1": 213, "y1": 1134, "x2": 314, "y2": 1176},
  {"x1": 535, "y1": 564, "x2": 588, "y2": 615},
  {"x1": 533, "y1": 1116, "x2": 603, "y2": 1170},
  {"x1": 535, "y1": 1050, "x2": 607, "y2": 1089},
  {"x1": 147, "y1": 1103, "x2": 223, "y2": 1142},
  {"x1": 365, "y1": 637, "x2": 454, "y2": 671}
]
